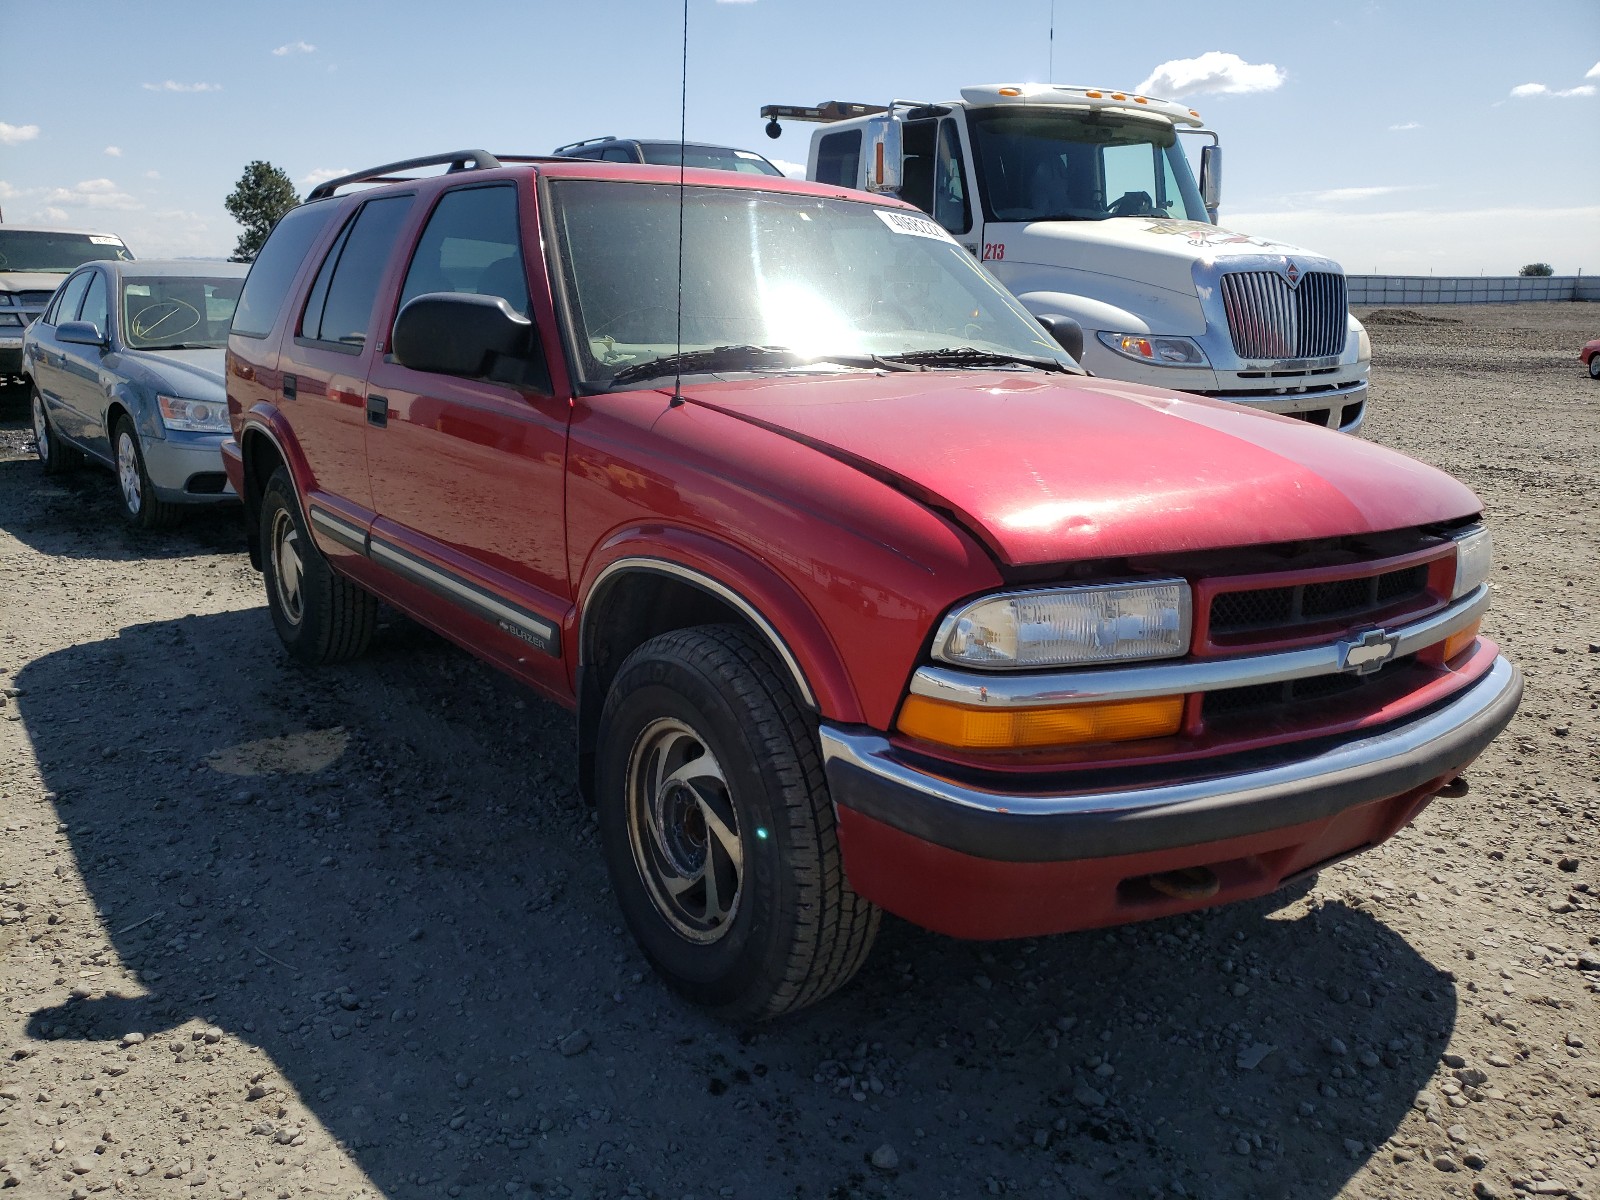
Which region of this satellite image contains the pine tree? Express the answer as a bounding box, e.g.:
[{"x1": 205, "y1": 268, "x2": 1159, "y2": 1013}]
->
[{"x1": 224, "y1": 162, "x2": 299, "y2": 263}]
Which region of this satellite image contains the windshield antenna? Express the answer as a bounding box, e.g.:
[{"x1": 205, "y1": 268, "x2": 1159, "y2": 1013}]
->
[
  {"x1": 1048, "y1": 1, "x2": 1055, "y2": 82},
  {"x1": 671, "y1": 0, "x2": 689, "y2": 407}
]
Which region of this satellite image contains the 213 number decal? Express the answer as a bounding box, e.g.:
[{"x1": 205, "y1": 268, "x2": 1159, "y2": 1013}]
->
[{"x1": 981, "y1": 243, "x2": 1006, "y2": 262}]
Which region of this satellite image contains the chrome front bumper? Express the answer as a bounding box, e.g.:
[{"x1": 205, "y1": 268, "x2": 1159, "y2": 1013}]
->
[
  {"x1": 1214, "y1": 380, "x2": 1368, "y2": 432},
  {"x1": 820, "y1": 656, "x2": 1521, "y2": 863}
]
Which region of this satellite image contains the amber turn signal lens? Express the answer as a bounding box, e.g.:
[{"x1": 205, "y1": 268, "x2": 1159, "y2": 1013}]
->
[
  {"x1": 897, "y1": 694, "x2": 1184, "y2": 750},
  {"x1": 1441, "y1": 619, "x2": 1481, "y2": 663}
]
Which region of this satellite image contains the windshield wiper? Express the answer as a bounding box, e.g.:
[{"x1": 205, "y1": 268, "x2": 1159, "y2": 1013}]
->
[
  {"x1": 610, "y1": 344, "x2": 911, "y2": 385},
  {"x1": 878, "y1": 347, "x2": 1075, "y2": 373}
]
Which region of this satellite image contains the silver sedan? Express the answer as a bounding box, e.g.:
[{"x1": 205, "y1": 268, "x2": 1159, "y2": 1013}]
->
[{"x1": 23, "y1": 259, "x2": 248, "y2": 529}]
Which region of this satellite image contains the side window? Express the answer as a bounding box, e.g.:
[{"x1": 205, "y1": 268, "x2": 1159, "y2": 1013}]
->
[
  {"x1": 52, "y1": 271, "x2": 93, "y2": 326},
  {"x1": 815, "y1": 130, "x2": 861, "y2": 188},
  {"x1": 233, "y1": 202, "x2": 338, "y2": 339},
  {"x1": 398, "y1": 185, "x2": 529, "y2": 317},
  {"x1": 601, "y1": 147, "x2": 636, "y2": 163},
  {"x1": 301, "y1": 195, "x2": 413, "y2": 348},
  {"x1": 78, "y1": 271, "x2": 109, "y2": 336},
  {"x1": 932, "y1": 119, "x2": 972, "y2": 235},
  {"x1": 1102, "y1": 143, "x2": 1161, "y2": 216}
]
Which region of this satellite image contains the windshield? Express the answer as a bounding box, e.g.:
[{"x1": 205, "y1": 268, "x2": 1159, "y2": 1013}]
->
[
  {"x1": 549, "y1": 181, "x2": 1070, "y2": 387},
  {"x1": 121, "y1": 276, "x2": 244, "y2": 350},
  {"x1": 0, "y1": 230, "x2": 133, "y2": 273},
  {"x1": 638, "y1": 144, "x2": 784, "y2": 176},
  {"x1": 966, "y1": 108, "x2": 1208, "y2": 224}
]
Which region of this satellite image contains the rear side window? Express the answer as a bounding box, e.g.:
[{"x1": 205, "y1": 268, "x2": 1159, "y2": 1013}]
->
[
  {"x1": 815, "y1": 130, "x2": 862, "y2": 188},
  {"x1": 50, "y1": 270, "x2": 93, "y2": 326},
  {"x1": 398, "y1": 185, "x2": 528, "y2": 317},
  {"x1": 232, "y1": 202, "x2": 338, "y2": 339},
  {"x1": 301, "y1": 195, "x2": 414, "y2": 348}
]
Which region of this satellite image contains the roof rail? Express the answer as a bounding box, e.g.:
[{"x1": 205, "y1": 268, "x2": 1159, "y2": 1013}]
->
[
  {"x1": 304, "y1": 150, "x2": 504, "y2": 202},
  {"x1": 551, "y1": 135, "x2": 618, "y2": 154}
]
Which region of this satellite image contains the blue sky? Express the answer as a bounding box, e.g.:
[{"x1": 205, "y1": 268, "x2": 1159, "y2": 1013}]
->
[{"x1": 3, "y1": 0, "x2": 1596, "y2": 275}]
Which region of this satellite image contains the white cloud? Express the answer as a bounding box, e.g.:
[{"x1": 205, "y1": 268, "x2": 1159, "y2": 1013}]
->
[
  {"x1": 141, "y1": 81, "x2": 222, "y2": 93},
  {"x1": 0, "y1": 122, "x2": 40, "y2": 145},
  {"x1": 144, "y1": 169, "x2": 161, "y2": 180},
  {"x1": 1137, "y1": 52, "x2": 1284, "y2": 100},
  {"x1": 42, "y1": 206, "x2": 69, "y2": 222},
  {"x1": 769, "y1": 158, "x2": 806, "y2": 179},
  {"x1": 1587, "y1": 62, "x2": 1600, "y2": 79},
  {"x1": 1388, "y1": 121, "x2": 1421, "y2": 131},
  {"x1": 1510, "y1": 82, "x2": 1595, "y2": 98},
  {"x1": 301, "y1": 166, "x2": 352, "y2": 187},
  {"x1": 104, "y1": 145, "x2": 122, "y2": 157},
  {"x1": 1298, "y1": 185, "x2": 1420, "y2": 205},
  {"x1": 0, "y1": 181, "x2": 16, "y2": 200},
  {"x1": 41, "y1": 178, "x2": 142, "y2": 211},
  {"x1": 272, "y1": 40, "x2": 316, "y2": 55}
]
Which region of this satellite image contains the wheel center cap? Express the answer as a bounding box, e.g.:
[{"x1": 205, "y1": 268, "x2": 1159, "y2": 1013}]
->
[{"x1": 657, "y1": 781, "x2": 707, "y2": 876}]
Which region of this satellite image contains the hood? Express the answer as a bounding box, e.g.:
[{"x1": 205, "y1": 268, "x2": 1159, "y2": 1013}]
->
[
  {"x1": 997, "y1": 217, "x2": 1336, "y2": 297},
  {"x1": 680, "y1": 371, "x2": 1478, "y2": 566},
  {"x1": 125, "y1": 347, "x2": 227, "y2": 396},
  {"x1": 0, "y1": 270, "x2": 74, "y2": 294}
]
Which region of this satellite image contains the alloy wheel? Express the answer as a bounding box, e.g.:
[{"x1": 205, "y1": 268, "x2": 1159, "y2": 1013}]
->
[
  {"x1": 31, "y1": 392, "x2": 50, "y2": 464},
  {"x1": 116, "y1": 431, "x2": 142, "y2": 514}
]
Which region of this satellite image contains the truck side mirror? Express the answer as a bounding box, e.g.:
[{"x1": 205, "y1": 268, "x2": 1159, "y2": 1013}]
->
[
  {"x1": 1200, "y1": 145, "x2": 1223, "y2": 223},
  {"x1": 1036, "y1": 314, "x2": 1084, "y2": 363},
  {"x1": 863, "y1": 116, "x2": 903, "y2": 194},
  {"x1": 392, "y1": 292, "x2": 533, "y2": 379}
]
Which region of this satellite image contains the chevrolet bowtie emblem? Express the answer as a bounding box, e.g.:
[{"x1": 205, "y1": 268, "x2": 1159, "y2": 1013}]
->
[{"x1": 1338, "y1": 628, "x2": 1399, "y2": 676}]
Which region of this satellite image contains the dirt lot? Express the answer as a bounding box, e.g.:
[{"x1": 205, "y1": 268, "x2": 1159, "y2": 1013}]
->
[{"x1": 0, "y1": 304, "x2": 1595, "y2": 1200}]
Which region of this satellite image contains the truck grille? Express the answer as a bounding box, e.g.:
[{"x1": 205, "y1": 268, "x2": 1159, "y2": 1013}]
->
[
  {"x1": 1209, "y1": 563, "x2": 1430, "y2": 637},
  {"x1": 1220, "y1": 270, "x2": 1347, "y2": 360}
]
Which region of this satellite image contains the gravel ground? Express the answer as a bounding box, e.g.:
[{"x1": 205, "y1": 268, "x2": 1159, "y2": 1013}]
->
[{"x1": 0, "y1": 303, "x2": 1595, "y2": 1200}]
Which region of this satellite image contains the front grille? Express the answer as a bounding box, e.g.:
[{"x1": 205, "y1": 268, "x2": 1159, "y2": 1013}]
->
[
  {"x1": 1220, "y1": 270, "x2": 1347, "y2": 359},
  {"x1": 1289, "y1": 409, "x2": 1331, "y2": 426},
  {"x1": 1204, "y1": 655, "x2": 1414, "y2": 721},
  {"x1": 1209, "y1": 563, "x2": 1430, "y2": 637}
]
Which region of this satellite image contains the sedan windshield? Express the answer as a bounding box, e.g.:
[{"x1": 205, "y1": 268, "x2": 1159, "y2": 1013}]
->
[
  {"x1": 966, "y1": 108, "x2": 1208, "y2": 224},
  {"x1": 0, "y1": 230, "x2": 132, "y2": 273},
  {"x1": 121, "y1": 277, "x2": 244, "y2": 350},
  {"x1": 549, "y1": 181, "x2": 1073, "y2": 387}
]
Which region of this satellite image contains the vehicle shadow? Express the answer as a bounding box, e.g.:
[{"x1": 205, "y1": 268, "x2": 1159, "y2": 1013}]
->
[
  {"x1": 0, "y1": 456, "x2": 246, "y2": 561},
  {"x1": 17, "y1": 611, "x2": 1456, "y2": 1200}
]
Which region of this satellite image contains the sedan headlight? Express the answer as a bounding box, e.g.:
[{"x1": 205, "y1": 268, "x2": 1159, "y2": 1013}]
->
[
  {"x1": 934, "y1": 580, "x2": 1192, "y2": 669},
  {"x1": 1450, "y1": 526, "x2": 1492, "y2": 600},
  {"x1": 1096, "y1": 332, "x2": 1209, "y2": 367},
  {"x1": 157, "y1": 394, "x2": 230, "y2": 433},
  {"x1": 0, "y1": 293, "x2": 15, "y2": 307}
]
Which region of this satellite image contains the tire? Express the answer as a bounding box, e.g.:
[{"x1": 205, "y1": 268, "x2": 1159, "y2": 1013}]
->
[
  {"x1": 596, "y1": 624, "x2": 880, "y2": 1021},
  {"x1": 260, "y1": 467, "x2": 376, "y2": 664},
  {"x1": 32, "y1": 386, "x2": 83, "y2": 476},
  {"x1": 112, "y1": 416, "x2": 181, "y2": 530},
  {"x1": 1589, "y1": 355, "x2": 1600, "y2": 380}
]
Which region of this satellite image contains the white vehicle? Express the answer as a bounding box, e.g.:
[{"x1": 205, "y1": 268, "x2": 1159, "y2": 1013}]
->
[
  {"x1": 0, "y1": 225, "x2": 134, "y2": 379},
  {"x1": 761, "y1": 85, "x2": 1371, "y2": 432}
]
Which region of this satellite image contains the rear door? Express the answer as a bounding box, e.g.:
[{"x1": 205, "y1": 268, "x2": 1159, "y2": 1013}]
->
[
  {"x1": 31, "y1": 268, "x2": 93, "y2": 441},
  {"x1": 362, "y1": 179, "x2": 573, "y2": 697}
]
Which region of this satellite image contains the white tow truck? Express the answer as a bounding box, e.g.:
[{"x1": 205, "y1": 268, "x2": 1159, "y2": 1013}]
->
[{"x1": 761, "y1": 85, "x2": 1371, "y2": 432}]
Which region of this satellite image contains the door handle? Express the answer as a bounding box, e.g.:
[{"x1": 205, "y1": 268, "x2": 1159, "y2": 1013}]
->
[{"x1": 366, "y1": 394, "x2": 388, "y2": 428}]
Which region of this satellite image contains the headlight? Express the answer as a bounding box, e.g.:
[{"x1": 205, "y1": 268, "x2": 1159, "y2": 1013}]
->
[
  {"x1": 933, "y1": 580, "x2": 1192, "y2": 669},
  {"x1": 1450, "y1": 526, "x2": 1492, "y2": 601},
  {"x1": 0, "y1": 294, "x2": 15, "y2": 307},
  {"x1": 1096, "y1": 332, "x2": 1209, "y2": 367},
  {"x1": 156, "y1": 394, "x2": 230, "y2": 433},
  {"x1": 0, "y1": 313, "x2": 23, "y2": 327},
  {"x1": 1355, "y1": 322, "x2": 1371, "y2": 362}
]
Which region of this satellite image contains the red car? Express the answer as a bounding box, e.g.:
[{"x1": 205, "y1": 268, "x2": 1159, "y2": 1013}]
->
[
  {"x1": 224, "y1": 151, "x2": 1521, "y2": 1019},
  {"x1": 1582, "y1": 339, "x2": 1600, "y2": 379}
]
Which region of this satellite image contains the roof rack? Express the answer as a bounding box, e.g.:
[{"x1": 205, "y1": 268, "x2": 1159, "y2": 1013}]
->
[
  {"x1": 305, "y1": 150, "x2": 504, "y2": 202},
  {"x1": 551, "y1": 135, "x2": 618, "y2": 154}
]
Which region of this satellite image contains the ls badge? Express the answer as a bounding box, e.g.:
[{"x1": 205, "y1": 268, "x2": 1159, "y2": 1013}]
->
[{"x1": 1338, "y1": 628, "x2": 1399, "y2": 676}]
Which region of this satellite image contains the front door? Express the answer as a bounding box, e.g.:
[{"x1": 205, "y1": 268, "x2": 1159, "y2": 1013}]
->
[{"x1": 363, "y1": 181, "x2": 572, "y2": 699}]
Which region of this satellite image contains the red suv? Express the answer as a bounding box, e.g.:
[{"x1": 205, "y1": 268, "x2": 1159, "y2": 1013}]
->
[{"x1": 224, "y1": 150, "x2": 1521, "y2": 1019}]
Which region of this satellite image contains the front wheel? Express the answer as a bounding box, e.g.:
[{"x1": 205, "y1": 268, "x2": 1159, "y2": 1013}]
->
[
  {"x1": 596, "y1": 625, "x2": 880, "y2": 1021},
  {"x1": 1589, "y1": 355, "x2": 1600, "y2": 380},
  {"x1": 260, "y1": 467, "x2": 376, "y2": 664},
  {"x1": 113, "y1": 416, "x2": 180, "y2": 529}
]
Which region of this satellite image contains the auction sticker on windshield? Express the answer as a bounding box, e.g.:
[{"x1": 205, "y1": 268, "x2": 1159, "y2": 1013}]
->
[
  {"x1": 875, "y1": 209, "x2": 952, "y2": 241},
  {"x1": 89, "y1": 236, "x2": 124, "y2": 245}
]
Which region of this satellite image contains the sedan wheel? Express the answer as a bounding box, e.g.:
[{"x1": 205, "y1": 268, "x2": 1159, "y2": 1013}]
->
[
  {"x1": 111, "y1": 416, "x2": 179, "y2": 529},
  {"x1": 1589, "y1": 356, "x2": 1600, "y2": 380},
  {"x1": 31, "y1": 387, "x2": 82, "y2": 476}
]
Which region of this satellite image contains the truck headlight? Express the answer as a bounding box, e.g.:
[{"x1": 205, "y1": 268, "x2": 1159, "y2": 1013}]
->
[
  {"x1": 933, "y1": 580, "x2": 1192, "y2": 669},
  {"x1": 1355, "y1": 321, "x2": 1371, "y2": 362},
  {"x1": 157, "y1": 394, "x2": 230, "y2": 433},
  {"x1": 1450, "y1": 526, "x2": 1492, "y2": 601},
  {"x1": 0, "y1": 313, "x2": 23, "y2": 327},
  {"x1": 1097, "y1": 332, "x2": 1209, "y2": 367},
  {"x1": 0, "y1": 294, "x2": 15, "y2": 307}
]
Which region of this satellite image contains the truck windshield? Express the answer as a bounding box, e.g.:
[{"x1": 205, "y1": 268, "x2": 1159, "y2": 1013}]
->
[
  {"x1": 0, "y1": 230, "x2": 133, "y2": 273},
  {"x1": 548, "y1": 181, "x2": 1072, "y2": 387},
  {"x1": 965, "y1": 108, "x2": 1208, "y2": 224}
]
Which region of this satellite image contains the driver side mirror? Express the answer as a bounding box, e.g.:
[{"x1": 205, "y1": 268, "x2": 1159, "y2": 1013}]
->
[
  {"x1": 392, "y1": 292, "x2": 534, "y2": 379},
  {"x1": 1036, "y1": 314, "x2": 1084, "y2": 363},
  {"x1": 863, "y1": 116, "x2": 903, "y2": 194},
  {"x1": 1199, "y1": 145, "x2": 1223, "y2": 223},
  {"x1": 57, "y1": 320, "x2": 108, "y2": 348}
]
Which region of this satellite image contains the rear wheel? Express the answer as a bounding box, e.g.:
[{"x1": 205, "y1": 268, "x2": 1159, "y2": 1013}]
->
[
  {"x1": 260, "y1": 467, "x2": 376, "y2": 663},
  {"x1": 596, "y1": 625, "x2": 880, "y2": 1021},
  {"x1": 32, "y1": 387, "x2": 83, "y2": 476},
  {"x1": 113, "y1": 416, "x2": 180, "y2": 529}
]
